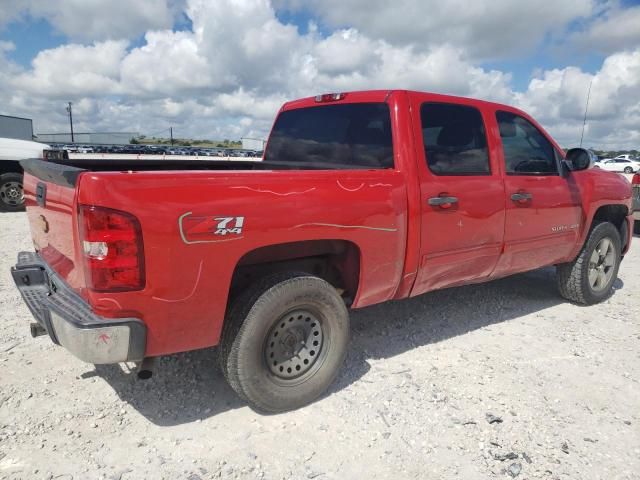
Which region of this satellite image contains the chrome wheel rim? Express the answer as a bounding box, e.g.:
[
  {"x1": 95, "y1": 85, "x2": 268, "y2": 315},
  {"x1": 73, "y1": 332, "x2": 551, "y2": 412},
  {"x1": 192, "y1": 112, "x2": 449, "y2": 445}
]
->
[
  {"x1": 0, "y1": 181, "x2": 24, "y2": 207},
  {"x1": 588, "y1": 237, "x2": 616, "y2": 292},
  {"x1": 265, "y1": 309, "x2": 325, "y2": 380}
]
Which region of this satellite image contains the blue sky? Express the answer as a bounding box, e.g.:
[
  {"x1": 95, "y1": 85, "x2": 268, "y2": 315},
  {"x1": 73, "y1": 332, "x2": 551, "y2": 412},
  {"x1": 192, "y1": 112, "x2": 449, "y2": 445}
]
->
[{"x1": 0, "y1": 0, "x2": 639, "y2": 148}]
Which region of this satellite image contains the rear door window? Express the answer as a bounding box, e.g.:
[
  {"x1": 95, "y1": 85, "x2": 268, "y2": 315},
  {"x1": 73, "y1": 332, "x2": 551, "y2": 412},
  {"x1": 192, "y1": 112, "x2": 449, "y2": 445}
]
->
[
  {"x1": 264, "y1": 103, "x2": 393, "y2": 169},
  {"x1": 496, "y1": 111, "x2": 558, "y2": 175},
  {"x1": 420, "y1": 102, "x2": 490, "y2": 175}
]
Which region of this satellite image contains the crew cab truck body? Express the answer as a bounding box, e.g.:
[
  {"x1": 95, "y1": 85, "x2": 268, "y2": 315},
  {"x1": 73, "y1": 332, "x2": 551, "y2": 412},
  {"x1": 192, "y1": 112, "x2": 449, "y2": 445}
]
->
[{"x1": 12, "y1": 90, "x2": 634, "y2": 412}]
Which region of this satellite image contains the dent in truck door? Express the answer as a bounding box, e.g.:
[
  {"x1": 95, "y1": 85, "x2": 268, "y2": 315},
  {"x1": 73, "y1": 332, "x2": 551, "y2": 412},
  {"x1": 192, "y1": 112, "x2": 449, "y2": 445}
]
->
[
  {"x1": 409, "y1": 98, "x2": 506, "y2": 295},
  {"x1": 492, "y1": 110, "x2": 582, "y2": 276}
]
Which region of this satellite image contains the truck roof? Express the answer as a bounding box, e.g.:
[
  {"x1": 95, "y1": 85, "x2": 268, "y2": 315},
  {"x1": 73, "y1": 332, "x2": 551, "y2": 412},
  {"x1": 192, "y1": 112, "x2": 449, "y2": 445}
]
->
[{"x1": 282, "y1": 89, "x2": 528, "y2": 116}]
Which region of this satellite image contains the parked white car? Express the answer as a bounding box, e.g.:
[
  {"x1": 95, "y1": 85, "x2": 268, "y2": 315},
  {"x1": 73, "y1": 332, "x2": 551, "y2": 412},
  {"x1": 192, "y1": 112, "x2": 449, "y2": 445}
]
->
[
  {"x1": 596, "y1": 158, "x2": 640, "y2": 174},
  {"x1": 612, "y1": 154, "x2": 637, "y2": 161}
]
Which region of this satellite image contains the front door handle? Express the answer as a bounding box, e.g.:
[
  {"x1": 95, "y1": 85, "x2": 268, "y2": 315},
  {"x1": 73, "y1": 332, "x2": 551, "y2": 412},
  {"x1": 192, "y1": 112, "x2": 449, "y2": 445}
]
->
[
  {"x1": 428, "y1": 196, "x2": 458, "y2": 208},
  {"x1": 511, "y1": 192, "x2": 532, "y2": 203}
]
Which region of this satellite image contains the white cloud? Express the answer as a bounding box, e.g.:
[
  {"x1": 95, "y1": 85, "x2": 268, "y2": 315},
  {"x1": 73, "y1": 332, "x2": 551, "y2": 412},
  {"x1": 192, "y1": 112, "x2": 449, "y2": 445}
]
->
[
  {"x1": 570, "y1": 4, "x2": 640, "y2": 55},
  {"x1": 516, "y1": 49, "x2": 640, "y2": 147},
  {"x1": 12, "y1": 41, "x2": 128, "y2": 97},
  {"x1": 275, "y1": 0, "x2": 597, "y2": 60},
  {"x1": 1, "y1": 0, "x2": 639, "y2": 149},
  {"x1": 121, "y1": 31, "x2": 211, "y2": 95},
  {"x1": 313, "y1": 29, "x2": 380, "y2": 75},
  {"x1": 0, "y1": 0, "x2": 175, "y2": 41}
]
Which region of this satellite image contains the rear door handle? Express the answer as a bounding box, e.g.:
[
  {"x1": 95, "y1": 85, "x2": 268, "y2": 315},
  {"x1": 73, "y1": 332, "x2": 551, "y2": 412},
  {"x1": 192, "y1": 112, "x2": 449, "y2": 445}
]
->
[
  {"x1": 428, "y1": 196, "x2": 458, "y2": 207},
  {"x1": 511, "y1": 192, "x2": 532, "y2": 203}
]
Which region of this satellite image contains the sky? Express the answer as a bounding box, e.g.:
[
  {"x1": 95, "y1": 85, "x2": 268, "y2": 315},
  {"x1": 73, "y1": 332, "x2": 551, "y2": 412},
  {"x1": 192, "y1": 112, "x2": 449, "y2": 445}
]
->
[{"x1": 0, "y1": 0, "x2": 639, "y2": 149}]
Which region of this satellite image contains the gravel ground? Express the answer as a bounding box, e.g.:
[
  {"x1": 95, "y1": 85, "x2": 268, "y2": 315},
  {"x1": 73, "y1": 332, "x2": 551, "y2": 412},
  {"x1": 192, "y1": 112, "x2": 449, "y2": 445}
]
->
[{"x1": 1, "y1": 211, "x2": 639, "y2": 480}]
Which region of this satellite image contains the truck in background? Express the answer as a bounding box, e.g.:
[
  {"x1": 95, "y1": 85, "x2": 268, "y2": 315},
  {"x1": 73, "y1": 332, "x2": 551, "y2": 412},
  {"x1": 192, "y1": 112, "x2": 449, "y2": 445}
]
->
[{"x1": 0, "y1": 137, "x2": 49, "y2": 212}]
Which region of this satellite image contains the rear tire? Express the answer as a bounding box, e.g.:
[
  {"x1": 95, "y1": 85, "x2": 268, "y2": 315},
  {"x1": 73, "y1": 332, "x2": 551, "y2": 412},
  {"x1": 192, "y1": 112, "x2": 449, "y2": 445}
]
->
[
  {"x1": 556, "y1": 222, "x2": 621, "y2": 305},
  {"x1": 220, "y1": 272, "x2": 350, "y2": 413},
  {"x1": 624, "y1": 167, "x2": 633, "y2": 174},
  {"x1": 0, "y1": 172, "x2": 25, "y2": 212}
]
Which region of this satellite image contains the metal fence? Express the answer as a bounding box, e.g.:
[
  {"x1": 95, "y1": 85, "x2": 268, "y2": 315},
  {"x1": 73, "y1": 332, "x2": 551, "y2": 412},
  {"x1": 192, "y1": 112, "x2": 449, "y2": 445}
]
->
[{"x1": 36, "y1": 132, "x2": 139, "y2": 145}]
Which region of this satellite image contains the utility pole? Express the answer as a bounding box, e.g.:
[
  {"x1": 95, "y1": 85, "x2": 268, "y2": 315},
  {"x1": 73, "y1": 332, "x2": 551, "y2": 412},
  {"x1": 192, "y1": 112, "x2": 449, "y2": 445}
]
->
[
  {"x1": 170, "y1": 127, "x2": 174, "y2": 145},
  {"x1": 579, "y1": 80, "x2": 592, "y2": 148},
  {"x1": 66, "y1": 102, "x2": 75, "y2": 143}
]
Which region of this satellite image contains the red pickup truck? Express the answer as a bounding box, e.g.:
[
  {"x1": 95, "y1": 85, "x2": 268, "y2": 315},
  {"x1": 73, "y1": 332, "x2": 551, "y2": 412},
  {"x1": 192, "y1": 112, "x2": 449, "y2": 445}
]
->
[{"x1": 11, "y1": 90, "x2": 634, "y2": 412}]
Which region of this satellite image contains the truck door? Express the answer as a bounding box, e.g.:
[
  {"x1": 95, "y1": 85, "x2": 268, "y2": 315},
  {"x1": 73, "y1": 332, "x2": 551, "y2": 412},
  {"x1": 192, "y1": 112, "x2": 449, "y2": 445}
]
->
[
  {"x1": 409, "y1": 98, "x2": 506, "y2": 295},
  {"x1": 491, "y1": 110, "x2": 582, "y2": 276}
]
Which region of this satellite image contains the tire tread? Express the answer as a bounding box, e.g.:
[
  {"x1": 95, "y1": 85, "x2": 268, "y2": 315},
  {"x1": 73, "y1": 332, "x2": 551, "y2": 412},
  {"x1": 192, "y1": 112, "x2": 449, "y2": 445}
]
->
[
  {"x1": 557, "y1": 221, "x2": 621, "y2": 305},
  {"x1": 219, "y1": 272, "x2": 348, "y2": 412}
]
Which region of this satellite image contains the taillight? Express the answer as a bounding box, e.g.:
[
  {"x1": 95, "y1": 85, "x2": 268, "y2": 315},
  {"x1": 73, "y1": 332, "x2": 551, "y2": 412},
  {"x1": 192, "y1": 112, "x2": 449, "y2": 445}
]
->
[
  {"x1": 632, "y1": 173, "x2": 640, "y2": 185},
  {"x1": 78, "y1": 205, "x2": 145, "y2": 292},
  {"x1": 314, "y1": 92, "x2": 346, "y2": 103}
]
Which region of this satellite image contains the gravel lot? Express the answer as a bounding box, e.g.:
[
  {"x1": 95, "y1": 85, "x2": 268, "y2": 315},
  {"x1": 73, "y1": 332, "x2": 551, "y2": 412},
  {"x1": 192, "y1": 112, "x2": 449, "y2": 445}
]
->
[{"x1": 1, "y1": 211, "x2": 639, "y2": 480}]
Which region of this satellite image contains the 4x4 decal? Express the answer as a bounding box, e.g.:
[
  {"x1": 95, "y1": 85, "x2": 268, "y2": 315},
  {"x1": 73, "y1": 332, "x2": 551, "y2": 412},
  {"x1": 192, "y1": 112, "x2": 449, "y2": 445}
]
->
[{"x1": 178, "y1": 212, "x2": 245, "y2": 244}]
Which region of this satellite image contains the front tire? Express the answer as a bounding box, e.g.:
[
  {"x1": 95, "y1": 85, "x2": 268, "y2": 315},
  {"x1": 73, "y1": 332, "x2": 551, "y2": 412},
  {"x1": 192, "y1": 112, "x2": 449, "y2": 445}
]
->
[
  {"x1": 557, "y1": 222, "x2": 622, "y2": 305},
  {"x1": 0, "y1": 172, "x2": 24, "y2": 212},
  {"x1": 220, "y1": 273, "x2": 350, "y2": 413}
]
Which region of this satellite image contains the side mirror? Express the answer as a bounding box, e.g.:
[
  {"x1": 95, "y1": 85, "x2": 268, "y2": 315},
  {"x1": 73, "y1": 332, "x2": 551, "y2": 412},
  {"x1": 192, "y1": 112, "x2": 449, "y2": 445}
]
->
[{"x1": 565, "y1": 148, "x2": 596, "y2": 172}]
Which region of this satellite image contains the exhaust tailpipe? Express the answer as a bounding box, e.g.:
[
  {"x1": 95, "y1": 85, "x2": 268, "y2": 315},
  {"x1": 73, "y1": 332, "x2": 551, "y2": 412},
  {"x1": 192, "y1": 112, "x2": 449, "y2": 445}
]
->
[
  {"x1": 30, "y1": 323, "x2": 47, "y2": 338},
  {"x1": 137, "y1": 357, "x2": 156, "y2": 380}
]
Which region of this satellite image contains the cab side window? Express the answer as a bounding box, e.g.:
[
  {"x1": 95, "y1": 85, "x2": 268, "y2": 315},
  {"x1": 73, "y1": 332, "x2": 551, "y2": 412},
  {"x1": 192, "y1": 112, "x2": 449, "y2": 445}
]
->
[
  {"x1": 421, "y1": 102, "x2": 490, "y2": 175},
  {"x1": 496, "y1": 111, "x2": 558, "y2": 175}
]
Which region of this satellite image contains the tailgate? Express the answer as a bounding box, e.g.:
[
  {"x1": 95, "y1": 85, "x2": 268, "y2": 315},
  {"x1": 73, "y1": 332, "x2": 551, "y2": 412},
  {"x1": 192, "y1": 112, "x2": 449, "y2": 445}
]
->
[{"x1": 21, "y1": 159, "x2": 86, "y2": 294}]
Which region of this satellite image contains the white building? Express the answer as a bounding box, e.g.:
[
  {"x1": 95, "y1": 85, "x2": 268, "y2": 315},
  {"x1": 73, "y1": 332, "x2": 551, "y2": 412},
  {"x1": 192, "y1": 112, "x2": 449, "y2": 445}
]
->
[
  {"x1": 0, "y1": 115, "x2": 34, "y2": 141},
  {"x1": 241, "y1": 137, "x2": 266, "y2": 151}
]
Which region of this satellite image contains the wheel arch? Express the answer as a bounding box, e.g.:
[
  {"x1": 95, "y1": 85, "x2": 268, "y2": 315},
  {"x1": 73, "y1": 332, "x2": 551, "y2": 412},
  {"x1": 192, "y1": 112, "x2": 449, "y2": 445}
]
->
[
  {"x1": 589, "y1": 204, "x2": 630, "y2": 252},
  {"x1": 226, "y1": 239, "x2": 362, "y2": 313},
  {"x1": 0, "y1": 160, "x2": 23, "y2": 174}
]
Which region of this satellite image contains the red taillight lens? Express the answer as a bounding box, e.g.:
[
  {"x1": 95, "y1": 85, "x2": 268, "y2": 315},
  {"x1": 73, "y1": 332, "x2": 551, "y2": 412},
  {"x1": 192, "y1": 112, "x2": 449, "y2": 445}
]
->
[
  {"x1": 632, "y1": 173, "x2": 640, "y2": 185},
  {"x1": 78, "y1": 205, "x2": 145, "y2": 292}
]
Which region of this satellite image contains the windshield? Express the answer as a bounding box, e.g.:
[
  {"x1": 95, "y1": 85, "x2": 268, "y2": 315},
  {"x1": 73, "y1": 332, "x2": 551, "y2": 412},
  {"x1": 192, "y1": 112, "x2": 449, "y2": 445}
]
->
[{"x1": 264, "y1": 103, "x2": 394, "y2": 169}]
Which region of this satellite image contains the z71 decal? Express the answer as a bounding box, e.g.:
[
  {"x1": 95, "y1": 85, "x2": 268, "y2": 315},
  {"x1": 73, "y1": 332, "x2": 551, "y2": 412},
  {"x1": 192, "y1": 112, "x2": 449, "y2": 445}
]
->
[
  {"x1": 213, "y1": 216, "x2": 245, "y2": 235},
  {"x1": 178, "y1": 212, "x2": 245, "y2": 244}
]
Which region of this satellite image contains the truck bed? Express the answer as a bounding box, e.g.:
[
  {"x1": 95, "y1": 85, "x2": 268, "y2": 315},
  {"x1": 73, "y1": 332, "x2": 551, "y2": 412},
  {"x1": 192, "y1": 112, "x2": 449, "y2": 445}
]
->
[
  {"x1": 21, "y1": 158, "x2": 409, "y2": 356},
  {"x1": 45, "y1": 155, "x2": 383, "y2": 172}
]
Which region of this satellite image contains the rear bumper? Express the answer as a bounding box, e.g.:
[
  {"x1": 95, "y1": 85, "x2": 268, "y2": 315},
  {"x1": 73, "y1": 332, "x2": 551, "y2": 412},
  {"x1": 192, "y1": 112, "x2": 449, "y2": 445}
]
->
[{"x1": 11, "y1": 251, "x2": 146, "y2": 364}]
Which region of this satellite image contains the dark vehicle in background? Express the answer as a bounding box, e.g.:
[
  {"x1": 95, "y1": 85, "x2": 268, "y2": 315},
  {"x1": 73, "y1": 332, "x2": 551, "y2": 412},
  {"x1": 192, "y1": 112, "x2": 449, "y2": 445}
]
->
[{"x1": 51, "y1": 143, "x2": 252, "y2": 157}]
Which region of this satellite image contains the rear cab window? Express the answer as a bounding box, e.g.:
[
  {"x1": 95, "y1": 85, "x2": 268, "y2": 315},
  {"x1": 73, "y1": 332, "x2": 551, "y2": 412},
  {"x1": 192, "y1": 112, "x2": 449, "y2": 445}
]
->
[
  {"x1": 420, "y1": 102, "x2": 490, "y2": 175},
  {"x1": 264, "y1": 103, "x2": 394, "y2": 169}
]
